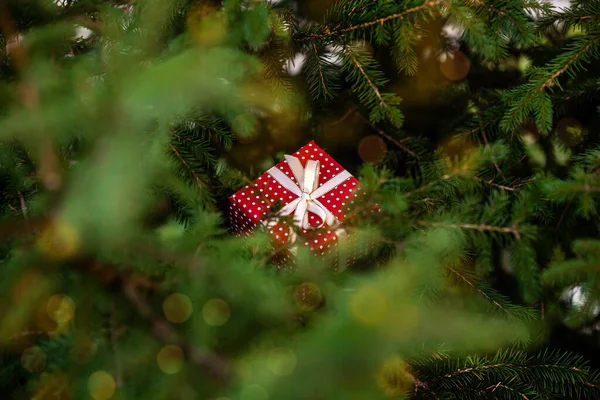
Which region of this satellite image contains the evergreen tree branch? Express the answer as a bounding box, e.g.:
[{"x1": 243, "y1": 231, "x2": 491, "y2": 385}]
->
[
  {"x1": 169, "y1": 143, "x2": 206, "y2": 190},
  {"x1": 484, "y1": 382, "x2": 530, "y2": 399},
  {"x1": 297, "y1": 0, "x2": 443, "y2": 42},
  {"x1": 446, "y1": 266, "x2": 534, "y2": 320},
  {"x1": 311, "y1": 42, "x2": 330, "y2": 99},
  {"x1": 418, "y1": 221, "x2": 521, "y2": 239},
  {"x1": 346, "y1": 48, "x2": 384, "y2": 105},
  {"x1": 501, "y1": 34, "x2": 600, "y2": 133}
]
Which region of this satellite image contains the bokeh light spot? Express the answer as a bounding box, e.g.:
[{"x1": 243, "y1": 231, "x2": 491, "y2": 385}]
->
[
  {"x1": 267, "y1": 347, "x2": 296, "y2": 376},
  {"x1": 187, "y1": 4, "x2": 227, "y2": 47},
  {"x1": 439, "y1": 50, "x2": 470, "y2": 81},
  {"x1": 240, "y1": 384, "x2": 269, "y2": 400},
  {"x1": 46, "y1": 294, "x2": 75, "y2": 324},
  {"x1": 21, "y1": 346, "x2": 46, "y2": 373},
  {"x1": 157, "y1": 345, "x2": 184, "y2": 375},
  {"x1": 202, "y1": 298, "x2": 230, "y2": 327},
  {"x1": 88, "y1": 371, "x2": 116, "y2": 400},
  {"x1": 349, "y1": 285, "x2": 388, "y2": 326},
  {"x1": 38, "y1": 221, "x2": 79, "y2": 260},
  {"x1": 555, "y1": 117, "x2": 584, "y2": 147},
  {"x1": 293, "y1": 283, "x2": 322, "y2": 312},
  {"x1": 439, "y1": 135, "x2": 476, "y2": 170},
  {"x1": 163, "y1": 293, "x2": 193, "y2": 323},
  {"x1": 358, "y1": 135, "x2": 387, "y2": 164},
  {"x1": 377, "y1": 356, "x2": 414, "y2": 397}
]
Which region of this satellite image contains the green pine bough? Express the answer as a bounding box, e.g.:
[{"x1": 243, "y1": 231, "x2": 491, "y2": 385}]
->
[{"x1": 1, "y1": 0, "x2": 600, "y2": 398}]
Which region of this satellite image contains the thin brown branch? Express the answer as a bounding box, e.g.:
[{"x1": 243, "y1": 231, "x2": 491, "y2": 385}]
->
[
  {"x1": 508, "y1": 36, "x2": 600, "y2": 125},
  {"x1": 345, "y1": 46, "x2": 386, "y2": 106},
  {"x1": 417, "y1": 220, "x2": 521, "y2": 239},
  {"x1": 312, "y1": 42, "x2": 331, "y2": 98},
  {"x1": 328, "y1": 107, "x2": 357, "y2": 126},
  {"x1": 475, "y1": 177, "x2": 520, "y2": 192},
  {"x1": 355, "y1": 112, "x2": 417, "y2": 157},
  {"x1": 18, "y1": 191, "x2": 28, "y2": 220},
  {"x1": 468, "y1": 0, "x2": 526, "y2": 36},
  {"x1": 485, "y1": 383, "x2": 529, "y2": 399},
  {"x1": 169, "y1": 143, "x2": 205, "y2": 189},
  {"x1": 299, "y1": 1, "x2": 443, "y2": 41},
  {"x1": 437, "y1": 361, "x2": 585, "y2": 381},
  {"x1": 446, "y1": 266, "x2": 515, "y2": 318}
]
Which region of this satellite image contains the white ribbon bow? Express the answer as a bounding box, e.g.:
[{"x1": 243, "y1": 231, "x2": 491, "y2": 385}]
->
[{"x1": 266, "y1": 155, "x2": 352, "y2": 230}]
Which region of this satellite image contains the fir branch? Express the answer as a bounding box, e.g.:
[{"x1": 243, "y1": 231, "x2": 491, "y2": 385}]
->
[
  {"x1": 337, "y1": 1, "x2": 441, "y2": 35},
  {"x1": 296, "y1": 0, "x2": 443, "y2": 42},
  {"x1": 418, "y1": 221, "x2": 521, "y2": 239},
  {"x1": 346, "y1": 47, "x2": 384, "y2": 105},
  {"x1": 311, "y1": 42, "x2": 330, "y2": 99},
  {"x1": 341, "y1": 44, "x2": 403, "y2": 126},
  {"x1": 169, "y1": 143, "x2": 205, "y2": 190},
  {"x1": 501, "y1": 34, "x2": 600, "y2": 133},
  {"x1": 446, "y1": 266, "x2": 533, "y2": 320},
  {"x1": 484, "y1": 382, "x2": 530, "y2": 399}
]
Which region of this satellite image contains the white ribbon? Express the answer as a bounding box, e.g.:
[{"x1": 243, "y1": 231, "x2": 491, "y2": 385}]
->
[{"x1": 266, "y1": 155, "x2": 352, "y2": 230}]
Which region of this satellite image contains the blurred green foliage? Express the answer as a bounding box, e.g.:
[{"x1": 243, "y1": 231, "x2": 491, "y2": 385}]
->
[{"x1": 2, "y1": 0, "x2": 600, "y2": 399}]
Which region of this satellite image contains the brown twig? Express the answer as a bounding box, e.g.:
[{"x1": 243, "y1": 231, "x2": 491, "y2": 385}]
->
[
  {"x1": 345, "y1": 46, "x2": 386, "y2": 106},
  {"x1": 446, "y1": 266, "x2": 516, "y2": 318},
  {"x1": 417, "y1": 220, "x2": 521, "y2": 239},
  {"x1": 507, "y1": 36, "x2": 600, "y2": 126},
  {"x1": 298, "y1": 1, "x2": 443, "y2": 41},
  {"x1": 485, "y1": 383, "x2": 529, "y2": 399},
  {"x1": 354, "y1": 112, "x2": 417, "y2": 157},
  {"x1": 312, "y1": 42, "x2": 331, "y2": 99},
  {"x1": 437, "y1": 361, "x2": 585, "y2": 380},
  {"x1": 169, "y1": 143, "x2": 205, "y2": 189},
  {"x1": 17, "y1": 191, "x2": 28, "y2": 219},
  {"x1": 328, "y1": 107, "x2": 357, "y2": 126}
]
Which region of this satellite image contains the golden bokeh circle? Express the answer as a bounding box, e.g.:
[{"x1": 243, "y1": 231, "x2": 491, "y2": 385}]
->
[
  {"x1": 46, "y1": 294, "x2": 75, "y2": 324},
  {"x1": 358, "y1": 135, "x2": 387, "y2": 164},
  {"x1": 38, "y1": 221, "x2": 79, "y2": 260},
  {"x1": 376, "y1": 356, "x2": 415, "y2": 397},
  {"x1": 293, "y1": 283, "x2": 322, "y2": 312},
  {"x1": 162, "y1": 293, "x2": 193, "y2": 323},
  {"x1": 157, "y1": 345, "x2": 185, "y2": 375},
  {"x1": 88, "y1": 371, "x2": 116, "y2": 400},
  {"x1": 267, "y1": 347, "x2": 296, "y2": 376},
  {"x1": 202, "y1": 298, "x2": 231, "y2": 327},
  {"x1": 21, "y1": 346, "x2": 46, "y2": 373},
  {"x1": 555, "y1": 117, "x2": 584, "y2": 147},
  {"x1": 349, "y1": 285, "x2": 389, "y2": 326},
  {"x1": 439, "y1": 50, "x2": 471, "y2": 81}
]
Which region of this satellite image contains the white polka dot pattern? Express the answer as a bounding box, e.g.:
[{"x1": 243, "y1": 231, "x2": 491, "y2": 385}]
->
[{"x1": 228, "y1": 140, "x2": 364, "y2": 267}]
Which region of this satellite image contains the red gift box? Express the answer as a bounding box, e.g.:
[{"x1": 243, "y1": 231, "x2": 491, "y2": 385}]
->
[{"x1": 229, "y1": 141, "x2": 364, "y2": 266}]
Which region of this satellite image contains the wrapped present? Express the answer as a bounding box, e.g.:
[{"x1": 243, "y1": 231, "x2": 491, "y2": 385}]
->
[{"x1": 229, "y1": 140, "x2": 369, "y2": 267}]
